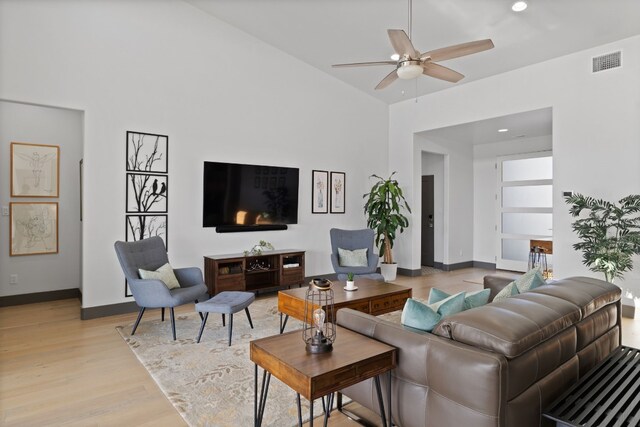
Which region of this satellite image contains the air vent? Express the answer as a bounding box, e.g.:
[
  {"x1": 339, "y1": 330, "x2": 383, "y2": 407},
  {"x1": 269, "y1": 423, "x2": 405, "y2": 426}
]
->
[{"x1": 592, "y1": 51, "x2": 621, "y2": 73}]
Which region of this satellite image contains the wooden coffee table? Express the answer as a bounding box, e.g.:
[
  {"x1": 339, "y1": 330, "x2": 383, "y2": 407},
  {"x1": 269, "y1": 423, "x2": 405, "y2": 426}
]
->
[
  {"x1": 250, "y1": 326, "x2": 397, "y2": 427},
  {"x1": 277, "y1": 279, "x2": 412, "y2": 333}
]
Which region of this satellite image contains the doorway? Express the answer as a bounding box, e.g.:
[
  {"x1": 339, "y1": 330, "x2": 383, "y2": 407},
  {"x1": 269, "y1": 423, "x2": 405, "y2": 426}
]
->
[{"x1": 421, "y1": 175, "x2": 434, "y2": 267}]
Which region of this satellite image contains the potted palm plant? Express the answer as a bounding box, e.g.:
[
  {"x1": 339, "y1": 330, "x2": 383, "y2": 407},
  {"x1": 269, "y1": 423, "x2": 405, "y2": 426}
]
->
[
  {"x1": 363, "y1": 172, "x2": 411, "y2": 281},
  {"x1": 565, "y1": 193, "x2": 640, "y2": 283}
]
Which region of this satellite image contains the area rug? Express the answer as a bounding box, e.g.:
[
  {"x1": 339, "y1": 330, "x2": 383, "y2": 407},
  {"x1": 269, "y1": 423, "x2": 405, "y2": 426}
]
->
[{"x1": 116, "y1": 297, "x2": 325, "y2": 427}]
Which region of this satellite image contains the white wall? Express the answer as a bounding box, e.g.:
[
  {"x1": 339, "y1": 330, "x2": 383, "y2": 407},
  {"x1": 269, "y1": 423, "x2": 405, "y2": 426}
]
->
[
  {"x1": 473, "y1": 135, "x2": 553, "y2": 264},
  {"x1": 389, "y1": 34, "x2": 640, "y2": 299},
  {"x1": 0, "y1": 0, "x2": 388, "y2": 308},
  {"x1": 421, "y1": 152, "x2": 445, "y2": 264},
  {"x1": 0, "y1": 101, "x2": 83, "y2": 296}
]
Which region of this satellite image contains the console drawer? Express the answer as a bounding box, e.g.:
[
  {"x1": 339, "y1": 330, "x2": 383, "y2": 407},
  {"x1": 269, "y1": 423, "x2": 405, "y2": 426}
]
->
[{"x1": 215, "y1": 276, "x2": 245, "y2": 293}]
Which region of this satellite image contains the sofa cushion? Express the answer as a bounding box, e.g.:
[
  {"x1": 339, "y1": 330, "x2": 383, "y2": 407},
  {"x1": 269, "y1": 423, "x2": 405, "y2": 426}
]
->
[
  {"x1": 401, "y1": 298, "x2": 442, "y2": 331},
  {"x1": 432, "y1": 291, "x2": 582, "y2": 358},
  {"x1": 527, "y1": 276, "x2": 620, "y2": 318}
]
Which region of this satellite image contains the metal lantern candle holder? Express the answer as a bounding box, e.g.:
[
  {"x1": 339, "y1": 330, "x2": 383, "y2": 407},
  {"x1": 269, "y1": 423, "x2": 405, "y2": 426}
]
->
[{"x1": 303, "y1": 279, "x2": 336, "y2": 353}]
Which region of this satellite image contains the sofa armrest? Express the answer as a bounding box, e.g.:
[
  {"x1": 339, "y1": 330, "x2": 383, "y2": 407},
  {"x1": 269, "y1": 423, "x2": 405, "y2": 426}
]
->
[
  {"x1": 483, "y1": 275, "x2": 514, "y2": 300},
  {"x1": 337, "y1": 309, "x2": 507, "y2": 427}
]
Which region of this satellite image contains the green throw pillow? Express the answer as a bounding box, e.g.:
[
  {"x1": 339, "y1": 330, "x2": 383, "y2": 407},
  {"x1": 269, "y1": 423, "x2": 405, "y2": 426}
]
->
[
  {"x1": 428, "y1": 288, "x2": 491, "y2": 311},
  {"x1": 463, "y1": 289, "x2": 491, "y2": 310},
  {"x1": 337, "y1": 247, "x2": 368, "y2": 267},
  {"x1": 514, "y1": 268, "x2": 546, "y2": 293},
  {"x1": 138, "y1": 263, "x2": 181, "y2": 290},
  {"x1": 492, "y1": 281, "x2": 519, "y2": 302},
  {"x1": 400, "y1": 298, "x2": 442, "y2": 332}
]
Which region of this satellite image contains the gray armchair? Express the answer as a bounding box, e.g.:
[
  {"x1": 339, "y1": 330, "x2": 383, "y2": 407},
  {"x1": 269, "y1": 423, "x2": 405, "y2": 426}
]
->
[
  {"x1": 114, "y1": 236, "x2": 208, "y2": 340},
  {"x1": 329, "y1": 228, "x2": 384, "y2": 281}
]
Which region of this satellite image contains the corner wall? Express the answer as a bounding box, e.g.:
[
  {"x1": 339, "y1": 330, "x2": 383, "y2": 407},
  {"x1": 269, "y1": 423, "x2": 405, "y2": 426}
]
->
[{"x1": 0, "y1": 0, "x2": 389, "y2": 309}]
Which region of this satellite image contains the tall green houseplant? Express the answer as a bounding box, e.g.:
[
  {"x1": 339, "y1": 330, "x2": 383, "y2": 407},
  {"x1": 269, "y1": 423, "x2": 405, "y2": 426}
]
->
[
  {"x1": 566, "y1": 193, "x2": 640, "y2": 283},
  {"x1": 363, "y1": 172, "x2": 411, "y2": 267}
]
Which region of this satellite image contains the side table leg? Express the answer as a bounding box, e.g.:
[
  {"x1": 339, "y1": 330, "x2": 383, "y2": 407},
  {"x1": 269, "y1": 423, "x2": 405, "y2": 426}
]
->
[
  {"x1": 279, "y1": 313, "x2": 289, "y2": 334},
  {"x1": 337, "y1": 392, "x2": 343, "y2": 410},
  {"x1": 309, "y1": 398, "x2": 314, "y2": 427},
  {"x1": 254, "y1": 367, "x2": 272, "y2": 427},
  {"x1": 296, "y1": 393, "x2": 303, "y2": 427},
  {"x1": 388, "y1": 371, "x2": 393, "y2": 427},
  {"x1": 374, "y1": 376, "x2": 388, "y2": 427}
]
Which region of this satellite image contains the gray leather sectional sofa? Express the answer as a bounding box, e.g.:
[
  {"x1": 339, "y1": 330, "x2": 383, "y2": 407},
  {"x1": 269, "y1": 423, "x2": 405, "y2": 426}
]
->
[{"x1": 337, "y1": 276, "x2": 621, "y2": 427}]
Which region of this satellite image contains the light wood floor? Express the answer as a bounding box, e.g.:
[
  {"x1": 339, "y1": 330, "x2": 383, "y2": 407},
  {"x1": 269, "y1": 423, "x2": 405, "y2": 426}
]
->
[{"x1": 1, "y1": 268, "x2": 637, "y2": 426}]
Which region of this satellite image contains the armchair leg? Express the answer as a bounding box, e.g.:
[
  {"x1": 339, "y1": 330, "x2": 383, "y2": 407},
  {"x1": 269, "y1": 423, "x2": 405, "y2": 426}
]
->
[
  {"x1": 228, "y1": 313, "x2": 233, "y2": 346},
  {"x1": 161, "y1": 307, "x2": 165, "y2": 322},
  {"x1": 245, "y1": 307, "x2": 254, "y2": 329},
  {"x1": 170, "y1": 308, "x2": 176, "y2": 341},
  {"x1": 132, "y1": 307, "x2": 146, "y2": 335},
  {"x1": 222, "y1": 313, "x2": 225, "y2": 327}
]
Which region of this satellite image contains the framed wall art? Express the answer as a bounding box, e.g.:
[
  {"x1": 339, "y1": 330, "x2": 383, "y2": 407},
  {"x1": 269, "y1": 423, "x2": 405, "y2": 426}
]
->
[
  {"x1": 10, "y1": 202, "x2": 59, "y2": 256},
  {"x1": 126, "y1": 214, "x2": 168, "y2": 247},
  {"x1": 312, "y1": 170, "x2": 329, "y2": 214},
  {"x1": 11, "y1": 142, "x2": 60, "y2": 197},
  {"x1": 126, "y1": 131, "x2": 168, "y2": 173},
  {"x1": 330, "y1": 171, "x2": 346, "y2": 214},
  {"x1": 126, "y1": 173, "x2": 168, "y2": 213}
]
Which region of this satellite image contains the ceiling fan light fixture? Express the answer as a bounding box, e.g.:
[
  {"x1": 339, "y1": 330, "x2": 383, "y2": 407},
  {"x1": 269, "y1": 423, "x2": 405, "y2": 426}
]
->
[
  {"x1": 397, "y1": 63, "x2": 423, "y2": 80},
  {"x1": 390, "y1": 53, "x2": 400, "y2": 61},
  {"x1": 512, "y1": 1, "x2": 527, "y2": 12}
]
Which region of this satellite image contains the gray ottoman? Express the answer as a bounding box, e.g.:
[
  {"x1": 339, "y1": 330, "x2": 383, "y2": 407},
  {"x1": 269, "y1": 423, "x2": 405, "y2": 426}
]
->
[{"x1": 195, "y1": 291, "x2": 255, "y2": 345}]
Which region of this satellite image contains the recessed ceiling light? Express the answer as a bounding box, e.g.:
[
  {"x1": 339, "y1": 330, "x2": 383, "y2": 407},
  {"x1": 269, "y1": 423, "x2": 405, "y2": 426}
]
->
[
  {"x1": 512, "y1": 1, "x2": 527, "y2": 12},
  {"x1": 498, "y1": 128, "x2": 509, "y2": 133},
  {"x1": 390, "y1": 53, "x2": 400, "y2": 61}
]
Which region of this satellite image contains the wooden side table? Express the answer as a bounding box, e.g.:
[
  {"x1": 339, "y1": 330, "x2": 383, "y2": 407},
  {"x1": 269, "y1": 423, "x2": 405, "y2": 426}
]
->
[{"x1": 250, "y1": 326, "x2": 397, "y2": 427}]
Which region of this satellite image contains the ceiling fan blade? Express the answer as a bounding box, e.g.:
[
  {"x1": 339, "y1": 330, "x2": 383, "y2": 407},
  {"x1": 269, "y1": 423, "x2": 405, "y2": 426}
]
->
[
  {"x1": 422, "y1": 62, "x2": 464, "y2": 83},
  {"x1": 421, "y1": 39, "x2": 494, "y2": 62},
  {"x1": 387, "y1": 29, "x2": 418, "y2": 58},
  {"x1": 375, "y1": 69, "x2": 399, "y2": 90},
  {"x1": 332, "y1": 61, "x2": 397, "y2": 68}
]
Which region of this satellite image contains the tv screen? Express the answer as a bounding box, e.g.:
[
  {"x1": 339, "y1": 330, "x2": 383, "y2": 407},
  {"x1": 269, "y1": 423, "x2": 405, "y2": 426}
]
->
[{"x1": 203, "y1": 161, "x2": 299, "y2": 228}]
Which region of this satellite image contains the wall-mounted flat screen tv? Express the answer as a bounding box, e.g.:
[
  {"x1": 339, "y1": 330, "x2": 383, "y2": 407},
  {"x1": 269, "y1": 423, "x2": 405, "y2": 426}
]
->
[{"x1": 203, "y1": 161, "x2": 299, "y2": 228}]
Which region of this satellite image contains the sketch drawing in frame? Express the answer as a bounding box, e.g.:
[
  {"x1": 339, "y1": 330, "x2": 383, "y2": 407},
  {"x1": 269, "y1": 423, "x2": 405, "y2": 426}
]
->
[
  {"x1": 330, "y1": 171, "x2": 346, "y2": 214},
  {"x1": 126, "y1": 131, "x2": 168, "y2": 173},
  {"x1": 11, "y1": 142, "x2": 60, "y2": 197},
  {"x1": 10, "y1": 202, "x2": 59, "y2": 256},
  {"x1": 126, "y1": 173, "x2": 168, "y2": 213},
  {"x1": 312, "y1": 170, "x2": 329, "y2": 214}
]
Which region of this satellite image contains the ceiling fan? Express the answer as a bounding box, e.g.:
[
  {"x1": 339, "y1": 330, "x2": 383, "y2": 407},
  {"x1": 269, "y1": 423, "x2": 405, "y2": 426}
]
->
[{"x1": 332, "y1": 0, "x2": 494, "y2": 90}]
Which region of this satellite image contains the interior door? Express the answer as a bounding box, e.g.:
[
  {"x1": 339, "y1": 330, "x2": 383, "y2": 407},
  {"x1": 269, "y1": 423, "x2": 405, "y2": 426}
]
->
[
  {"x1": 421, "y1": 175, "x2": 434, "y2": 267},
  {"x1": 496, "y1": 152, "x2": 553, "y2": 272}
]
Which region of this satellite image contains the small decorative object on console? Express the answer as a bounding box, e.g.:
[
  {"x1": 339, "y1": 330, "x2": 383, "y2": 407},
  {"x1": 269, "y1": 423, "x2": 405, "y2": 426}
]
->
[
  {"x1": 345, "y1": 272, "x2": 356, "y2": 291},
  {"x1": 303, "y1": 279, "x2": 336, "y2": 353},
  {"x1": 243, "y1": 240, "x2": 275, "y2": 256}
]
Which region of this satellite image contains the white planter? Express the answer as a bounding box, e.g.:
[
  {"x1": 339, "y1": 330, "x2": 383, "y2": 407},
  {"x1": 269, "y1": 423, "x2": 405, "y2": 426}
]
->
[
  {"x1": 346, "y1": 280, "x2": 355, "y2": 290},
  {"x1": 380, "y1": 263, "x2": 397, "y2": 282}
]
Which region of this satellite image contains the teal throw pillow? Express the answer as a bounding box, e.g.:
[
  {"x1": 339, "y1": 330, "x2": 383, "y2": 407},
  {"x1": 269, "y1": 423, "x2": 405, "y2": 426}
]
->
[
  {"x1": 429, "y1": 292, "x2": 466, "y2": 317},
  {"x1": 337, "y1": 247, "x2": 368, "y2": 267},
  {"x1": 492, "y1": 281, "x2": 520, "y2": 302},
  {"x1": 463, "y1": 289, "x2": 491, "y2": 310},
  {"x1": 428, "y1": 287, "x2": 491, "y2": 311},
  {"x1": 514, "y1": 268, "x2": 546, "y2": 293},
  {"x1": 400, "y1": 298, "x2": 441, "y2": 332}
]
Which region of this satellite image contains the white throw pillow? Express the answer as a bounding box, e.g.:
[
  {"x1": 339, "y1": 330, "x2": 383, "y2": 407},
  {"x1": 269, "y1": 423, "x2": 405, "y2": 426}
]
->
[
  {"x1": 138, "y1": 263, "x2": 181, "y2": 290},
  {"x1": 337, "y1": 248, "x2": 368, "y2": 267}
]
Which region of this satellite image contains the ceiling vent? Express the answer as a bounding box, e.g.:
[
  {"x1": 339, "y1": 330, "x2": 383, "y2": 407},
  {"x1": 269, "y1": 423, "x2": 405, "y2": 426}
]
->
[{"x1": 592, "y1": 51, "x2": 621, "y2": 73}]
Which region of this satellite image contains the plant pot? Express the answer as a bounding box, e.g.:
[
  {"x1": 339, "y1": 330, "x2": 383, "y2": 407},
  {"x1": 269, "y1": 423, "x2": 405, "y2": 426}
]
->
[
  {"x1": 380, "y1": 263, "x2": 397, "y2": 282},
  {"x1": 346, "y1": 280, "x2": 355, "y2": 290}
]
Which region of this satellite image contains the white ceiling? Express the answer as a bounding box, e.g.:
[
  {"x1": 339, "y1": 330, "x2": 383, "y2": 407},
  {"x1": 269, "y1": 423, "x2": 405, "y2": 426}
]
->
[
  {"x1": 419, "y1": 107, "x2": 552, "y2": 145},
  {"x1": 185, "y1": 0, "x2": 640, "y2": 104}
]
